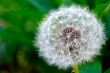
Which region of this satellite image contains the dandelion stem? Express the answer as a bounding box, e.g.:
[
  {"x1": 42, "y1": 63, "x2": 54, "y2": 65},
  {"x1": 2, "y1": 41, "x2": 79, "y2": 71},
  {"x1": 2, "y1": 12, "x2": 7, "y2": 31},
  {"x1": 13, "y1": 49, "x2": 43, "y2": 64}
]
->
[{"x1": 71, "y1": 64, "x2": 79, "y2": 73}]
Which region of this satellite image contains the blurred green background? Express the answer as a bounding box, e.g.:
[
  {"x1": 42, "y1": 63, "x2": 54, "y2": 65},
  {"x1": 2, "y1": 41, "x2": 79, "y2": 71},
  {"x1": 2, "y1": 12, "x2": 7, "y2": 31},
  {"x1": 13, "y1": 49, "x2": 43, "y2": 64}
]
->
[{"x1": 0, "y1": 0, "x2": 110, "y2": 73}]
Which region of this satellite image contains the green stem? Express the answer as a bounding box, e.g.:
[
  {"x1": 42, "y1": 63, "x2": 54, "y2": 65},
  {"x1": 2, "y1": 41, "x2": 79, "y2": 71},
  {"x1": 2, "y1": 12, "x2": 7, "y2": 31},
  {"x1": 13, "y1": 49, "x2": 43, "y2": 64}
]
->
[{"x1": 71, "y1": 64, "x2": 79, "y2": 73}]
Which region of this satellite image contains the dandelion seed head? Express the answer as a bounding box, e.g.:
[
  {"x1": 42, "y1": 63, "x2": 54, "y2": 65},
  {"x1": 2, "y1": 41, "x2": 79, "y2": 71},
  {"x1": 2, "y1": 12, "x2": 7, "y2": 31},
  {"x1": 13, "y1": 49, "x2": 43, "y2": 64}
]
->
[{"x1": 35, "y1": 5, "x2": 106, "y2": 69}]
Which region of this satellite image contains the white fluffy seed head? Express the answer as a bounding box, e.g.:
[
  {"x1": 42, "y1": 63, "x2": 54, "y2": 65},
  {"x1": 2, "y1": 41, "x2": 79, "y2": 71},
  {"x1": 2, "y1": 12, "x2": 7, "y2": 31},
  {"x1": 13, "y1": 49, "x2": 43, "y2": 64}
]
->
[{"x1": 35, "y1": 5, "x2": 106, "y2": 69}]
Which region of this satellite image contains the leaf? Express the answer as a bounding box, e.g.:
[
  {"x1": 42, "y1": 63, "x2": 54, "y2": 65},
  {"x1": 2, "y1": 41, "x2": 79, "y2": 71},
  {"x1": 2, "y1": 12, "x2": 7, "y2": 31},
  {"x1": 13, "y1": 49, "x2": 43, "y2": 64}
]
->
[
  {"x1": 93, "y1": 1, "x2": 110, "y2": 38},
  {"x1": 79, "y1": 60, "x2": 102, "y2": 73},
  {"x1": 105, "y1": 7, "x2": 110, "y2": 38},
  {"x1": 104, "y1": 68, "x2": 110, "y2": 73},
  {"x1": 28, "y1": 0, "x2": 60, "y2": 12},
  {"x1": 93, "y1": 1, "x2": 110, "y2": 17}
]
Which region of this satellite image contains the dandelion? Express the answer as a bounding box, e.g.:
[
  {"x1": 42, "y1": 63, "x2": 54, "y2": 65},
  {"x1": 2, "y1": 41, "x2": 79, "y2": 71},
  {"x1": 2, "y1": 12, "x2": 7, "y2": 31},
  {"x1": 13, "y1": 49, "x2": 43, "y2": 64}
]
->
[{"x1": 35, "y1": 5, "x2": 106, "y2": 69}]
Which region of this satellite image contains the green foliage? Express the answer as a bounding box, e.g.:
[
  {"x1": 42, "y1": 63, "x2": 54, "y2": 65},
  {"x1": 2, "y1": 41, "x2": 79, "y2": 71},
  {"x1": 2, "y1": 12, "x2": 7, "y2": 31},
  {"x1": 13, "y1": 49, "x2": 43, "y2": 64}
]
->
[
  {"x1": 104, "y1": 68, "x2": 110, "y2": 73},
  {"x1": 79, "y1": 60, "x2": 102, "y2": 73},
  {"x1": 0, "y1": 0, "x2": 110, "y2": 73}
]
